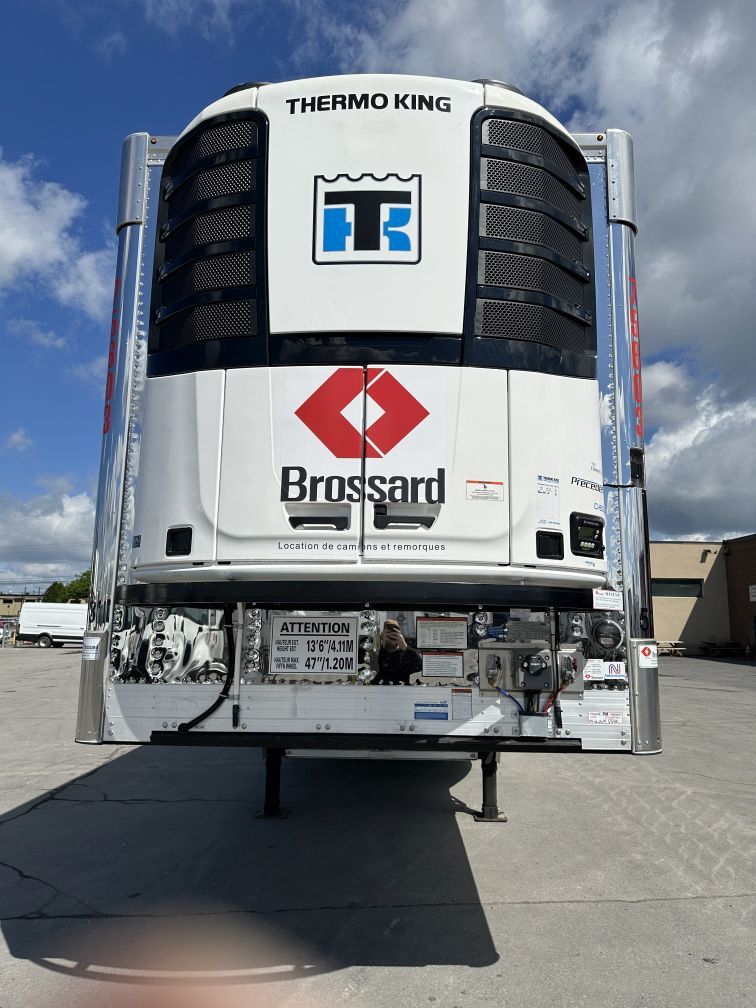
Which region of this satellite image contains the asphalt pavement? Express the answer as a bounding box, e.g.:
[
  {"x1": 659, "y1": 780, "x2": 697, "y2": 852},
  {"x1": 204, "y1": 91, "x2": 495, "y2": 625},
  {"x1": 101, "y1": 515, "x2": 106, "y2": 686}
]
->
[{"x1": 0, "y1": 647, "x2": 754, "y2": 1007}]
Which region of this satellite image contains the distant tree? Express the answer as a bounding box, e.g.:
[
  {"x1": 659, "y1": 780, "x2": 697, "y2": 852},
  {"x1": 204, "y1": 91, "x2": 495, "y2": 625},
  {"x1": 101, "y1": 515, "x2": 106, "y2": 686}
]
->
[
  {"x1": 42, "y1": 581, "x2": 67, "y2": 603},
  {"x1": 64, "y1": 570, "x2": 92, "y2": 602}
]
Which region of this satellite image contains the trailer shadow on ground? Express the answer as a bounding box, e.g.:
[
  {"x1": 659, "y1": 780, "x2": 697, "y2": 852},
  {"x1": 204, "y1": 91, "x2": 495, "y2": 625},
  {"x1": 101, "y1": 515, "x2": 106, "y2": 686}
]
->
[{"x1": 0, "y1": 746, "x2": 498, "y2": 985}]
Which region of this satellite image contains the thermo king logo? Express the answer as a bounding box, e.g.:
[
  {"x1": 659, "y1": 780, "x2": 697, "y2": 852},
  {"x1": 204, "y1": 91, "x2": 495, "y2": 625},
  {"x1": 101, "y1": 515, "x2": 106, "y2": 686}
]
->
[{"x1": 313, "y1": 173, "x2": 421, "y2": 263}]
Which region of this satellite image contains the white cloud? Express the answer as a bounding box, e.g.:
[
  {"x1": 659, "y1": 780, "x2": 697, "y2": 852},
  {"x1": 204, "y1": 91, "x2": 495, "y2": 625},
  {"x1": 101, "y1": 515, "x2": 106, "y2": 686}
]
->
[
  {"x1": 4, "y1": 429, "x2": 32, "y2": 452},
  {"x1": 140, "y1": 0, "x2": 249, "y2": 39},
  {"x1": 0, "y1": 484, "x2": 94, "y2": 591},
  {"x1": 7, "y1": 317, "x2": 67, "y2": 350},
  {"x1": 68, "y1": 355, "x2": 107, "y2": 386},
  {"x1": 0, "y1": 151, "x2": 114, "y2": 322},
  {"x1": 646, "y1": 378, "x2": 756, "y2": 539},
  {"x1": 96, "y1": 30, "x2": 127, "y2": 59},
  {"x1": 288, "y1": 0, "x2": 756, "y2": 538}
]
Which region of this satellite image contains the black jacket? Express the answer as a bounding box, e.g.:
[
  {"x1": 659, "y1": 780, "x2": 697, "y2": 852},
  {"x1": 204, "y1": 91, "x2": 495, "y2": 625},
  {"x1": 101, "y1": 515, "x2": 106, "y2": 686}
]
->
[{"x1": 373, "y1": 646, "x2": 423, "y2": 684}]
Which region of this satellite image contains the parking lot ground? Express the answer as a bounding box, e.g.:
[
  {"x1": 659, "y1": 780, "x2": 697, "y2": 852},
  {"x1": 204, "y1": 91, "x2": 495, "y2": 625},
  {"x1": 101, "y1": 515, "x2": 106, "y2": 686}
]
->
[{"x1": 0, "y1": 648, "x2": 754, "y2": 1007}]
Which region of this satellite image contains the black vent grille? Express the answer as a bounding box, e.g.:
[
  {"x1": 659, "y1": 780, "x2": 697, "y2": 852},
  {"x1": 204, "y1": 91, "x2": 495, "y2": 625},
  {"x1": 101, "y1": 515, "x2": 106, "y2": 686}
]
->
[
  {"x1": 177, "y1": 120, "x2": 257, "y2": 167},
  {"x1": 480, "y1": 204, "x2": 582, "y2": 262},
  {"x1": 484, "y1": 118, "x2": 577, "y2": 177},
  {"x1": 158, "y1": 301, "x2": 257, "y2": 352},
  {"x1": 168, "y1": 159, "x2": 257, "y2": 221},
  {"x1": 149, "y1": 110, "x2": 266, "y2": 362},
  {"x1": 479, "y1": 250, "x2": 583, "y2": 306},
  {"x1": 476, "y1": 300, "x2": 587, "y2": 354},
  {"x1": 161, "y1": 250, "x2": 256, "y2": 305},
  {"x1": 482, "y1": 157, "x2": 581, "y2": 222},
  {"x1": 466, "y1": 109, "x2": 596, "y2": 376},
  {"x1": 165, "y1": 204, "x2": 255, "y2": 264}
]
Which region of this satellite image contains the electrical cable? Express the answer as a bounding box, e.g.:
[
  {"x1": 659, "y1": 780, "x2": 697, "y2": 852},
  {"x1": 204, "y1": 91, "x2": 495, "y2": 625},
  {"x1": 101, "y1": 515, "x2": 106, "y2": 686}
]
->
[
  {"x1": 178, "y1": 604, "x2": 235, "y2": 732},
  {"x1": 496, "y1": 687, "x2": 525, "y2": 713}
]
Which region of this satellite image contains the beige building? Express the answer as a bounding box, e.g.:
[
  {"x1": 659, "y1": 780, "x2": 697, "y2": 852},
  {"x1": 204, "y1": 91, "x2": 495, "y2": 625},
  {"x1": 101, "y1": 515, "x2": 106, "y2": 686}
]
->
[
  {"x1": 0, "y1": 593, "x2": 41, "y2": 619},
  {"x1": 723, "y1": 533, "x2": 756, "y2": 650},
  {"x1": 650, "y1": 541, "x2": 730, "y2": 654}
]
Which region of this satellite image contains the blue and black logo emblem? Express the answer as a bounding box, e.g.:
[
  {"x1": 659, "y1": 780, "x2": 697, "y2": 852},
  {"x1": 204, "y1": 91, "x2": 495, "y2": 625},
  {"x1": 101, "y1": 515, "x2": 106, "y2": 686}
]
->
[{"x1": 313, "y1": 173, "x2": 421, "y2": 264}]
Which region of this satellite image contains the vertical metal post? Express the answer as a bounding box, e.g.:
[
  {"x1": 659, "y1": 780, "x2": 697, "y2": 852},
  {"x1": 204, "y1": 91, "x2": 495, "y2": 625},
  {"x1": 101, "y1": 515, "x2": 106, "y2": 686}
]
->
[
  {"x1": 76, "y1": 134, "x2": 150, "y2": 743},
  {"x1": 474, "y1": 752, "x2": 507, "y2": 823}
]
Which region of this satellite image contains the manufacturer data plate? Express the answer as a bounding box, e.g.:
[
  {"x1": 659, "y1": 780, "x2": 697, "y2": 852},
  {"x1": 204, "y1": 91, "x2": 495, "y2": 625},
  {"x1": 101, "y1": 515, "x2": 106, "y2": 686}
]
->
[
  {"x1": 270, "y1": 616, "x2": 358, "y2": 676},
  {"x1": 416, "y1": 616, "x2": 468, "y2": 650}
]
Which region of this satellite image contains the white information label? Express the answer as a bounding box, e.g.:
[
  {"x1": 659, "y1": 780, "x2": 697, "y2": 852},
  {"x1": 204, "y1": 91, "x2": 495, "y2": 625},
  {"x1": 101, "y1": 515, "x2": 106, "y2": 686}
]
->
[
  {"x1": 82, "y1": 636, "x2": 100, "y2": 661},
  {"x1": 510, "y1": 607, "x2": 537, "y2": 622},
  {"x1": 637, "y1": 643, "x2": 658, "y2": 668},
  {"x1": 451, "y1": 689, "x2": 473, "y2": 721},
  {"x1": 749, "y1": 585, "x2": 756, "y2": 603},
  {"x1": 416, "y1": 617, "x2": 468, "y2": 650},
  {"x1": 270, "y1": 616, "x2": 358, "y2": 676},
  {"x1": 583, "y1": 658, "x2": 605, "y2": 681},
  {"x1": 422, "y1": 652, "x2": 464, "y2": 678},
  {"x1": 466, "y1": 480, "x2": 505, "y2": 501},
  {"x1": 537, "y1": 474, "x2": 560, "y2": 525},
  {"x1": 593, "y1": 588, "x2": 623, "y2": 610},
  {"x1": 588, "y1": 711, "x2": 623, "y2": 725},
  {"x1": 603, "y1": 661, "x2": 627, "y2": 680}
]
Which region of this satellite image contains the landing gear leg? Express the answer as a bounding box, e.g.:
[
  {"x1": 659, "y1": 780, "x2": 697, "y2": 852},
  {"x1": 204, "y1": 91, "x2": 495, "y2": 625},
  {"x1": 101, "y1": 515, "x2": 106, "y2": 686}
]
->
[
  {"x1": 473, "y1": 751, "x2": 507, "y2": 823},
  {"x1": 258, "y1": 747, "x2": 289, "y2": 818}
]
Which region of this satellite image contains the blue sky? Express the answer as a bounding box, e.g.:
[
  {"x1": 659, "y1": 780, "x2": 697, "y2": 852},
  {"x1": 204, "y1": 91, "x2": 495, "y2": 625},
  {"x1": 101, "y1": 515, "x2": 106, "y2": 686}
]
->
[{"x1": 1, "y1": 0, "x2": 755, "y2": 590}]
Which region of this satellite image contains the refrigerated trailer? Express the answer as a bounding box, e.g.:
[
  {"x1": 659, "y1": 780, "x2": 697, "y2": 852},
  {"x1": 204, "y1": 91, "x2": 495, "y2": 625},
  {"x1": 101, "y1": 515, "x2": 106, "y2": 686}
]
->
[{"x1": 77, "y1": 74, "x2": 661, "y2": 819}]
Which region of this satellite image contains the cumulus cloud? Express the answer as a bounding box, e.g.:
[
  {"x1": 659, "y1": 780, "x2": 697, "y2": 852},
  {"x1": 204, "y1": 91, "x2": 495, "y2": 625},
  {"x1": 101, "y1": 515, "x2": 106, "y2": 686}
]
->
[
  {"x1": 96, "y1": 30, "x2": 127, "y2": 59},
  {"x1": 68, "y1": 355, "x2": 108, "y2": 386},
  {"x1": 140, "y1": 0, "x2": 250, "y2": 39},
  {"x1": 646, "y1": 378, "x2": 756, "y2": 538},
  {"x1": 7, "y1": 317, "x2": 67, "y2": 351},
  {"x1": 4, "y1": 429, "x2": 33, "y2": 452},
  {"x1": 0, "y1": 484, "x2": 94, "y2": 590},
  {"x1": 288, "y1": 0, "x2": 756, "y2": 538},
  {"x1": 0, "y1": 151, "x2": 113, "y2": 322}
]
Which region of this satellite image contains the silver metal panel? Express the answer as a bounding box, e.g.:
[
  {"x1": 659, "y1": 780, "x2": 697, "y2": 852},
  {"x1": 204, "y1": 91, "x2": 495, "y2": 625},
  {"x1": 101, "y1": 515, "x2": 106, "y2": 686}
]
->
[
  {"x1": 558, "y1": 690, "x2": 630, "y2": 751},
  {"x1": 609, "y1": 222, "x2": 650, "y2": 635},
  {"x1": 116, "y1": 134, "x2": 148, "y2": 233},
  {"x1": 76, "y1": 135, "x2": 166, "y2": 743},
  {"x1": 589, "y1": 161, "x2": 622, "y2": 592},
  {"x1": 606, "y1": 130, "x2": 637, "y2": 232},
  {"x1": 628, "y1": 640, "x2": 662, "y2": 754}
]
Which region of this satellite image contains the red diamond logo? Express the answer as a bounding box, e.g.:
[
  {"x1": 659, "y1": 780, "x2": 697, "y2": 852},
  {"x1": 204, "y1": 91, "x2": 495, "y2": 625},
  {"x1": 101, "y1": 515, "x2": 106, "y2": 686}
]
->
[
  {"x1": 295, "y1": 367, "x2": 429, "y2": 458},
  {"x1": 641, "y1": 646, "x2": 652, "y2": 657}
]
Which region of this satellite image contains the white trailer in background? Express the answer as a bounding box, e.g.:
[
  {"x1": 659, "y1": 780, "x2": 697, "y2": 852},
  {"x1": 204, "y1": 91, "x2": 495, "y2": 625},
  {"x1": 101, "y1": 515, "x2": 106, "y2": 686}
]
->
[{"x1": 77, "y1": 75, "x2": 660, "y2": 819}]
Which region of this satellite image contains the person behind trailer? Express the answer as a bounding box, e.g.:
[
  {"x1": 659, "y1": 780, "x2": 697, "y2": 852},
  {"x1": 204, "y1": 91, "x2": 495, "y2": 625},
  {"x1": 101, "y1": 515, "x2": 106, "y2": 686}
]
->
[{"x1": 372, "y1": 619, "x2": 423, "y2": 684}]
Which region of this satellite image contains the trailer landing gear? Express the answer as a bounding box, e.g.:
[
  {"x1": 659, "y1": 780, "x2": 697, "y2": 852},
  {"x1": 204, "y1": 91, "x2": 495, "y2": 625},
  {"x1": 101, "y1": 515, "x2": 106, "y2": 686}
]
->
[
  {"x1": 473, "y1": 751, "x2": 507, "y2": 823},
  {"x1": 257, "y1": 747, "x2": 289, "y2": 819}
]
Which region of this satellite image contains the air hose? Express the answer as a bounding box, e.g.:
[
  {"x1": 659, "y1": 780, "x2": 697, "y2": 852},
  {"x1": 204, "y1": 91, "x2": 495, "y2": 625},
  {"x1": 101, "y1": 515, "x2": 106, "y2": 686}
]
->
[{"x1": 178, "y1": 604, "x2": 235, "y2": 732}]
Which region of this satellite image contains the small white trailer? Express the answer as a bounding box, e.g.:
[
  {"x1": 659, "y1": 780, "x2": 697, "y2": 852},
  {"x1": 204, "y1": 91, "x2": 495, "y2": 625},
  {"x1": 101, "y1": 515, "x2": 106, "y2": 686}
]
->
[{"x1": 77, "y1": 74, "x2": 661, "y2": 819}]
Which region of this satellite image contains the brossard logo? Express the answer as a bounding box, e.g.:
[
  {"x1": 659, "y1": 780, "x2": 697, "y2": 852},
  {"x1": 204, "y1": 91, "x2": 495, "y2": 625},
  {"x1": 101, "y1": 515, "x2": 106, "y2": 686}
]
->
[
  {"x1": 282, "y1": 368, "x2": 444, "y2": 505},
  {"x1": 314, "y1": 174, "x2": 421, "y2": 264}
]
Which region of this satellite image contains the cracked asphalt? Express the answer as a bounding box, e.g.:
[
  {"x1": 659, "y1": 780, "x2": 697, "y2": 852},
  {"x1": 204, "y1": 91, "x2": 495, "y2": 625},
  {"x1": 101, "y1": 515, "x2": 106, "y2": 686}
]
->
[{"x1": 0, "y1": 648, "x2": 754, "y2": 1007}]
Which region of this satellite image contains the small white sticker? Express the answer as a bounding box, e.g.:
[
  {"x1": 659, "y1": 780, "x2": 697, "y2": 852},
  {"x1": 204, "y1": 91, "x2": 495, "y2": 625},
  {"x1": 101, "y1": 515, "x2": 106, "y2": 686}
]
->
[
  {"x1": 537, "y1": 474, "x2": 560, "y2": 525},
  {"x1": 603, "y1": 661, "x2": 627, "y2": 680},
  {"x1": 451, "y1": 689, "x2": 473, "y2": 721},
  {"x1": 466, "y1": 480, "x2": 505, "y2": 501},
  {"x1": 749, "y1": 585, "x2": 756, "y2": 603},
  {"x1": 82, "y1": 637, "x2": 100, "y2": 661},
  {"x1": 416, "y1": 617, "x2": 468, "y2": 650},
  {"x1": 510, "y1": 604, "x2": 540, "y2": 620},
  {"x1": 638, "y1": 643, "x2": 658, "y2": 668},
  {"x1": 588, "y1": 711, "x2": 623, "y2": 725},
  {"x1": 593, "y1": 588, "x2": 623, "y2": 610},
  {"x1": 583, "y1": 658, "x2": 605, "y2": 681},
  {"x1": 421, "y1": 652, "x2": 464, "y2": 678}
]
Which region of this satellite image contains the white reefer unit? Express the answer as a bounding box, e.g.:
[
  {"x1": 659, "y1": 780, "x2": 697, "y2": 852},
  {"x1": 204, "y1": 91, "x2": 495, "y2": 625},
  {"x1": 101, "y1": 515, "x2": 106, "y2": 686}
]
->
[{"x1": 78, "y1": 75, "x2": 660, "y2": 816}]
